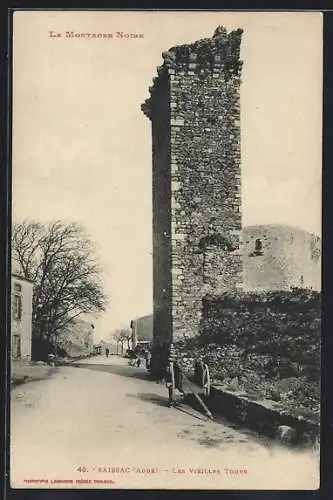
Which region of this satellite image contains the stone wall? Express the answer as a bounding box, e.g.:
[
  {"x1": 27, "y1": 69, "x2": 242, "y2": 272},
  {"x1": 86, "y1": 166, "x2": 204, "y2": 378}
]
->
[
  {"x1": 171, "y1": 289, "x2": 321, "y2": 425},
  {"x1": 200, "y1": 290, "x2": 321, "y2": 381},
  {"x1": 142, "y1": 27, "x2": 244, "y2": 345}
]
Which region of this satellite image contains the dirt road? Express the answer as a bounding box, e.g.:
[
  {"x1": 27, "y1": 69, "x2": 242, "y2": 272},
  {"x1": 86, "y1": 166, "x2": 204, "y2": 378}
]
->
[{"x1": 10, "y1": 355, "x2": 319, "y2": 489}]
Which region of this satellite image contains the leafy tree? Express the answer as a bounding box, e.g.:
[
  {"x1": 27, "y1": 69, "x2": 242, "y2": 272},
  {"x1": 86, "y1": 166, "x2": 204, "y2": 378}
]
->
[
  {"x1": 12, "y1": 220, "x2": 107, "y2": 358},
  {"x1": 115, "y1": 328, "x2": 132, "y2": 350}
]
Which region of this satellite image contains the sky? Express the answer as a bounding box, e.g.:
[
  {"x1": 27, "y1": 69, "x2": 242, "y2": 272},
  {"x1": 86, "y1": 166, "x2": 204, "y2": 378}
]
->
[{"x1": 12, "y1": 11, "x2": 323, "y2": 341}]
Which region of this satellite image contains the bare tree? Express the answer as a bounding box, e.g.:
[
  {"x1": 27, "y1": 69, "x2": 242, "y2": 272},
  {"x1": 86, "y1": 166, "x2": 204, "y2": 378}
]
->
[
  {"x1": 112, "y1": 328, "x2": 132, "y2": 354},
  {"x1": 12, "y1": 220, "x2": 107, "y2": 355}
]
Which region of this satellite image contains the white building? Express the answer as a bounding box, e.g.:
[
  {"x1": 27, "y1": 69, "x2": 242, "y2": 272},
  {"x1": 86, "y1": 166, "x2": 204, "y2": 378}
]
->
[{"x1": 11, "y1": 274, "x2": 34, "y2": 360}]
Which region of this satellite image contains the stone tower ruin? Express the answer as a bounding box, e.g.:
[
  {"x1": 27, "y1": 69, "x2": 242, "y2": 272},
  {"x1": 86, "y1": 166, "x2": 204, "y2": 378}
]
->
[{"x1": 142, "y1": 26, "x2": 243, "y2": 347}]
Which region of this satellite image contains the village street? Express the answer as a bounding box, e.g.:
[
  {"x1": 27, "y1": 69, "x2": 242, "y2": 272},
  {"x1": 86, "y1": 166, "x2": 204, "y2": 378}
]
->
[{"x1": 10, "y1": 355, "x2": 319, "y2": 490}]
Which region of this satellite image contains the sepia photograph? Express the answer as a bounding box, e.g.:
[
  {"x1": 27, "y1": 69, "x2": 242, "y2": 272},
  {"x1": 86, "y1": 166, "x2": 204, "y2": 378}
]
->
[{"x1": 10, "y1": 10, "x2": 322, "y2": 490}]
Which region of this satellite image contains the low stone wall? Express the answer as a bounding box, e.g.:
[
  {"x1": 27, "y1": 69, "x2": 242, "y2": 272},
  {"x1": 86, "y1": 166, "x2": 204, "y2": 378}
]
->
[
  {"x1": 206, "y1": 385, "x2": 319, "y2": 445},
  {"x1": 170, "y1": 288, "x2": 321, "y2": 442}
]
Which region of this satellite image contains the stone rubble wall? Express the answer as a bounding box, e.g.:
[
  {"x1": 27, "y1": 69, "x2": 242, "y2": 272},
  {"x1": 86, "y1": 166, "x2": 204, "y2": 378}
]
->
[{"x1": 171, "y1": 289, "x2": 321, "y2": 428}]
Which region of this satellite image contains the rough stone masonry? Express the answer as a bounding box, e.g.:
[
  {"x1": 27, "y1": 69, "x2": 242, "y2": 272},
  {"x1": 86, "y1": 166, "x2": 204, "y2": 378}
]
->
[{"x1": 142, "y1": 26, "x2": 244, "y2": 347}]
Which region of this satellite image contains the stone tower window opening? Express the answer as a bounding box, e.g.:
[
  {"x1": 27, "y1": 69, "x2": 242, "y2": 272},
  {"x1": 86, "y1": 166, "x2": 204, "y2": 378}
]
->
[
  {"x1": 198, "y1": 233, "x2": 234, "y2": 252},
  {"x1": 206, "y1": 116, "x2": 217, "y2": 125},
  {"x1": 254, "y1": 238, "x2": 263, "y2": 256},
  {"x1": 249, "y1": 238, "x2": 264, "y2": 257}
]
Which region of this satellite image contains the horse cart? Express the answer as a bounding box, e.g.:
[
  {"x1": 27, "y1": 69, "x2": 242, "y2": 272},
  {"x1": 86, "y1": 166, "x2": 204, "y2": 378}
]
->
[{"x1": 164, "y1": 345, "x2": 213, "y2": 420}]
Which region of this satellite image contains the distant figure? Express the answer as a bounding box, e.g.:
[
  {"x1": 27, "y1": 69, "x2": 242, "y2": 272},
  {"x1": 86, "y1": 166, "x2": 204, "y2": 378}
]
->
[
  {"x1": 145, "y1": 349, "x2": 152, "y2": 370},
  {"x1": 106, "y1": 348, "x2": 109, "y2": 358},
  {"x1": 136, "y1": 357, "x2": 141, "y2": 368}
]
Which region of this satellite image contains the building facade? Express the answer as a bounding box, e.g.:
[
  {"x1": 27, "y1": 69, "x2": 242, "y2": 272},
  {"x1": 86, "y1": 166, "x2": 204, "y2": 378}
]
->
[
  {"x1": 130, "y1": 314, "x2": 153, "y2": 349},
  {"x1": 142, "y1": 27, "x2": 244, "y2": 345},
  {"x1": 11, "y1": 274, "x2": 33, "y2": 360}
]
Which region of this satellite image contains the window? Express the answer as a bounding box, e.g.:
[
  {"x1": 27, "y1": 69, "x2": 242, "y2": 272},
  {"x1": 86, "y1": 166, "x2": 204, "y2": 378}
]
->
[
  {"x1": 13, "y1": 294, "x2": 22, "y2": 320},
  {"x1": 206, "y1": 116, "x2": 217, "y2": 125},
  {"x1": 12, "y1": 335, "x2": 21, "y2": 358},
  {"x1": 249, "y1": 238, "x2": 264, "y2": 257},
  {"x1": 255, "y1": 238, "x2": 262, "y2": 252}
]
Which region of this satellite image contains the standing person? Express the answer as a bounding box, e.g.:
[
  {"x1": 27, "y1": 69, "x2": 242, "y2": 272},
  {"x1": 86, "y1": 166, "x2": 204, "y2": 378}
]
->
[
  {"x1": 145, "y1": 349, "x2": 152, "y2": 370},
  {"x1": 105, "y1": 348, "x2": 109, "y2": 358}
]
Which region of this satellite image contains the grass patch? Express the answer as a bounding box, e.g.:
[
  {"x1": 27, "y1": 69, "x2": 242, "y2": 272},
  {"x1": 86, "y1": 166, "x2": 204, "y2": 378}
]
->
[{"x1": 11, "y1": 360, "x2": 56, "y2": 388}]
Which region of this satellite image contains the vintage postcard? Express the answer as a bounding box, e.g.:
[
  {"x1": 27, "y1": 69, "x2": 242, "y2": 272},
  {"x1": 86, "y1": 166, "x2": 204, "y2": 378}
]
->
[{"x1": 10, "y1": 10, "x2": 322, "y2": 490}]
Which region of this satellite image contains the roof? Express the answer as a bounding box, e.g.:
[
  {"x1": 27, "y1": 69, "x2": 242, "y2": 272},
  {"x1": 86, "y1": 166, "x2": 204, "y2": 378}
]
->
[
  {"x1": 131, "y1": 313, "x2": 153, "y2": 322},
  {"x1": 12, "y1": 273, "x2": 34, "y2": 284}
]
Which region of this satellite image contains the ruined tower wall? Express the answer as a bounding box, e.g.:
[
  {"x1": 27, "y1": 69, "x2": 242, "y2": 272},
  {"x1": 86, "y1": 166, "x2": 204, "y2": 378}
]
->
[
  {"x1": 242, "y1": 225, "x2": 322, "y2": 291},
  {"x1": 143, "y1": 27, "x2": 244, "y2": 345},
  {"x1": 150, "y1": 76, "x2": 173, "y2": 346}
]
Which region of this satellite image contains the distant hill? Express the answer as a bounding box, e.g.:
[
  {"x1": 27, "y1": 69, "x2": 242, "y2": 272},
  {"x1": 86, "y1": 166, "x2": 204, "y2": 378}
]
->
[{"x1": 242, "y1": 224, "x2": 321, "y2": 291}]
